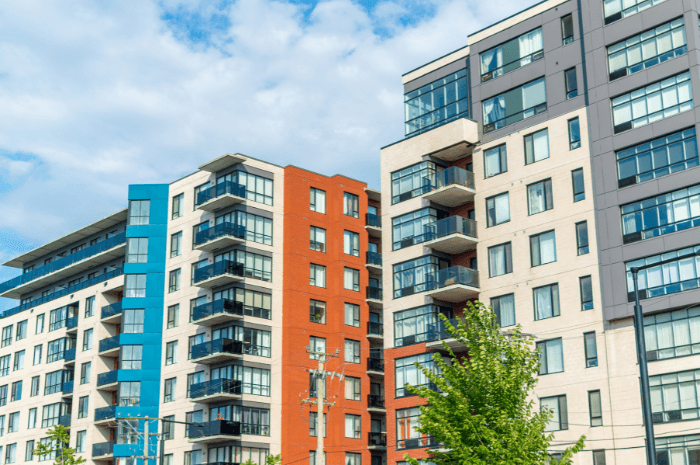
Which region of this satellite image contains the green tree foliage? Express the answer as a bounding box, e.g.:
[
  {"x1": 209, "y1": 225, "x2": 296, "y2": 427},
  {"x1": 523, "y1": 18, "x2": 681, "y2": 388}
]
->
[
  {"x1": 32, "y1": 425, "x2": 86, "y2": 465},
  {"x1": 265, "y1": 454, "x2": 282, "y2": 465},
  {"x1": 403, "y1": 301, "x2": 585, "y2": 465}
]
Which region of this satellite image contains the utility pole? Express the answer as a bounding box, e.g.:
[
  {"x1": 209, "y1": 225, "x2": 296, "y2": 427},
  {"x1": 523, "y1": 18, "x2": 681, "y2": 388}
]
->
[
  {"x1": 143, "y1": 417, "x2": 150, "y2": 465},
  {"x1": 118, "y1": 416, "x2": 202, "y2": 465}
]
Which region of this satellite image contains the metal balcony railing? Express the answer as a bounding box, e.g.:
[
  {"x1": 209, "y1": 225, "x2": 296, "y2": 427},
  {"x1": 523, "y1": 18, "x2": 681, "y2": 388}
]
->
[
  {"x1": 190, "y1": 339, "x2": 243, "y2": 361},
  {"x1": 196, "y1": 181, "x2": 246, "y2": 206},
  {"x1": 367, "y1": 357, "x2": 384, "y2": 373},
  {"x1": 191, "y1": 299, "x2": 243, "y2": 322},
  {"x1": 187, "y1": 420, "x2": 241, "y2": 439},
  {"x1": 193, "y1": 260, "x2": 245, "y2": 284},
  {"x1": 101, "y1": 301, "x2": 122, "y2": 320},
  {"x1": 194, "y1": 222, "x2": 246, "y2": 247},
  {"x1": 367, "y1": 322, "x2": 383, "y2": 336},
  {"x1": 189, "y1": 379, "x2": 242, "y2": 399},
  {"x1": 92, "y1": 441, "x2": 114, "y2": 457},
  {"x1": 367, "y1": 394, "x2": 385, "y2": 409},
  {"x1": 369, "y1": 432, "x2": 387, "y2": 447},
  {"x1": 424, "y1": 216, "x2": 477, "y2": 241},
  {"x1": 94, "y1": 405, "x2": 116, "y2": 422},
  {"x1": 427, "y1": 266, "x2": 479, "y2": 290},
  {"x1": 99, "y1": 335, "x2": 120, "y2": 353},
  {"x1": 366, "y1": 251, "x2": 382, "y2": 266},
  {"x1": 97, "y1": 370, "x2": 118, "y2": 386},
  {"x1": 367, "y1": 286, "x2": 383, "y2": 300},
  {"x1": 366, "y1": 213, "x2": 381, "y2": 228}
]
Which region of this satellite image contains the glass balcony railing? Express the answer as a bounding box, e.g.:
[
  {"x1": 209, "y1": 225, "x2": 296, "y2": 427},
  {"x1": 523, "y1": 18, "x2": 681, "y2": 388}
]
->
[
  {"x1": 94, "y1": 405, "x2": 116, "y2": 422},
  {"x1": 64, "y1": 348, "x2": 76, "y2": 362},
  {"x1": 92, "y1": 441, "x2": 114, "y2": 457},
  {"x1": 99, "y1": 335, "x2": 120, "y2": 353},
  {"x1": 367, "y1": 286, "x2": 383, "y2": 300},
  {"x1": 428, "y1": 266, "x2": 479, "y2": 290},
  {"x1": 366, "y1": 251, "x2": 382, "y2": 266},
  {"x1": 187, "y1": 420, "x2": 241, "y2": 440},
  {"x1": 194, "y1": 222, "x2": 246, "y2": 247},
  {"x1": 97, "y1": 370, "x2": 118, "y2": 386},
  {"x1": 369, "y1": 432, "x2": 387, "y2": 447},
  {"x1": 0, "y1": 233, "x2": 126, "y2": 294},
  {"x1": 368, "y1": 394, "x2": 385, "y2": 409},
  {"x1": 366, "y1": 213, "x2": 381, "y2": 228},
  {"x1": 196, "y1": 181, "x2": 246, "y2": 206},
  {"x1": 101, "y1": 301, "x2": 122, "y2": 320},
  {"x1": 398, "y1": 435, "x2": 439, "y2": 450},
  {"x1": 190, "y1": 339, "x2": 243, "y2": 360},
  {"x1": 194, "y1": 261, "x2": 245, "y2": 284},
  {"x1": 424, "y1": 216, "x2": 477, "y2": 241},
  {"x1": 367, "y1": 322, "x2": 383, "y2": 336},
  {"x1": 66, "y1": 315, "x2": 78, "y2": 330},
  {"x1": 421, "y1": 166, "x2": 474, "y2": 193},
  {"x1": 427, "y1": 317, "x2": 467, "y2": 341},
  {"x1": 62, "y1": 381, "x2": 74, "y2": 395},
  {"x1": 192, "y1": 299, "x2": 243, "y2": 322},
  {"x1": 189, "y1": 379, "x2": 242, "y2": 399},
  {"x1": 367, "y1": 357, "x2": 384, "y2": 373},
  {"x1": 58, "y1": 414, "x2": 72, "y2": 427}
]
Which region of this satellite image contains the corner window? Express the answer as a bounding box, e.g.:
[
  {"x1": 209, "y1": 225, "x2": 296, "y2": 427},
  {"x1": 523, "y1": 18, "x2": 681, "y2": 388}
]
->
[
  {"x1": 488, "y1": 242, "x2": 512, "y2": 277},
  {"x1": 534, "y1": 284, "x2": 560, "y2": 320},
  {"x1": 565, "y1": 68, "x2": 578, "y2": 99},
  {"x1": 392, "y1": 208, "x2": 437, "y2": 250},
  {"x1": 404, "y1": 69, "x2": 469, "y2": 137},
  {"x1": 310, "y1": 188, "x2": 326, "y2": 214},
  {"x1": 568, "y1": 118, "x2": 581, "y2": 149},
  {"x1": 561, "y1": 14, "x2": 573, "y2": 45},
  {"x1": 527, "y1": 178, "x2": 553, "y2": 215},
  {"x1": 486, "y1": 192, "x2": 510, "y2": 227},
  {"x1": 128, "y1": 200, "x2": 150, "y2": 226},
  {"x1": 395, "y1": 353, "x2": 437, "y2": 397},
  {"x1": 537, "y1": 339, "x2": 564, "y2": 375},
  {"x1": 524, "y1": 128, "x2": 549, "y2": 165},
  {"x1": 484, "y1": 144, "x2": 507, "y2": 178},
  {"x1": 390, "y1": 162, "x2": 435, "y2": 204}
]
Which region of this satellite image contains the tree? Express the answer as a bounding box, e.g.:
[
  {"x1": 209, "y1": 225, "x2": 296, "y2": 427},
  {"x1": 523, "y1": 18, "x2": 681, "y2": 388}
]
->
[
  {"x1": 243, "y1": 455, "x2": 281, "y2": 465},
  {"x1": 32, "y1": 425, "x2": 86, "y2": 465},
  {"x1": 403, "y1": 301, "x2": 585, "y2": 465}
]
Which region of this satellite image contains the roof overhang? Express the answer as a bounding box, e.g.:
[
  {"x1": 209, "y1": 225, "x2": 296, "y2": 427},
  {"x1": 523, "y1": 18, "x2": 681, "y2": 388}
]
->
[{"x1": 198, "y1": 154, "x2": 247, "y2": 173}]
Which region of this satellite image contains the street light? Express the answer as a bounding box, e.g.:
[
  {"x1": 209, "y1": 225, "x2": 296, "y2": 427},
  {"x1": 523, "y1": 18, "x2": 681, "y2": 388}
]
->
[{"x1": 629, "y1": 251, "x2": 700, "y2": 465}]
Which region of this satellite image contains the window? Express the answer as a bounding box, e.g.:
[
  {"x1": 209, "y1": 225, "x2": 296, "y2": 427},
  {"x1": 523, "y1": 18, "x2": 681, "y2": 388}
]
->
[
  {"x1": 30, "y1": 377, "x2": 39, "y2": 396},
  {"x1": 168, "y1": 269, "x2": 181, "y2": 293},
  {"x1": 85, "y1": 296, "x2": 94, "y2": 317},
  {"x1": 49, "y1": 305, "x2": 74, "y2": 331},
  {"x1": 592, "y1": 450, "x2": 606, "y2": 465},
  {"x1": 128, "y1": 200, "x2": 150, "y2": 225},
  {"x1": 534, "y1": 284, "x2": 560, "y2": 320},
  {"x1": 75, "y1": 431, "x2": 86, "y2": 453},
  {"x1": 537, "y1": 339, "x2": 564, "y2": 375},
  {"x1": 608, "y1": 18, "x2": 686, "y2": 81},
  {"x1": 309, "y1": 372, "x2": 326, "y2": 398},
  {"x1": 215, "y1": 249, "x2": 272, "y2": 282},
  {"x1": 13, "y1": 350, "x2": 24, "y2": 371},
  {"x1": 344, "y1": 268, "x2": 360, "y2": 291},
  {"x1": 345, "y1": 414, "x2": 361, "y2": 439},
  {"x1": 404, "y1": 69, "x2": 469, "y2": 136},
  {"x1": 120, "y1": 345, "x2": 142, "y2": 370},
  {"x1": 170, "y1": 232, "x2": 182, "y2": 258},
  {"x1": 649, "y1": 368, "x2": 700, "y2": 423},
  {"x1": 80, "y1": 362, "x2": 91, "y2": 384},
  {"x1": 8, "y1": 412, "x2": 19, "y2": 432},
  {"x1": 0, "y1": 355, "x2": 9, "y2": 376},
  {"x1": 644, "y1": 307, "x2": 700, "y2": 361},
  {"x1": 396, "y1": 407, "x2": 432, "y2": 449},
  {"x1": 612, "y1": 72, "x2": 692, "y2": 134},
  {"x1": 230, "y1": 171, "x2": 273, "y2": 206},
  {"x1": 15, "y1": 321, "x2": 26, "y2": 341},
  {"x1": 193, "y1": 182, "x2": 210, "y2": 209},
  {"x1": 589, "y1": 390, "x2": 603, "y2": 426},
  {"x1": 392, "y1": 208, "x2": 437, "y2": 250},
  {"x1": 164, "y1": 304, "x2": 179, "y2": 329},
  {"x1": 210, "y1": 365, "x2": 271, "y2": 396},
  {"x1": 44, "y1": 370, "x2": 64, "y2": 395},
  {"x1": 346, "y1": 453, "x2": 361, "y2": 465},
  {"x1": 621, "y1": 183, "x2": 700, "y2": 244},
  {"x1": 26, "y1": 440, "x2": 36, "y2": 460},
  {"x1": 530, "y1": 230, "x2": 557, "y2": 267},
  {"x1": 394, "y1": 305, "x2": 451, "y2": 347},
  {"x1": 126, "y1": 238, "x2": 148, "y2": 263},
  {"x1": 480, "y1": 28, "x2": 543, "y2": 82},
  {"x1": 486, "y1": 192, "x2": 510, "y2": 227},
  {"x1": 214, "y1": 287, "x2": 272, "y2": 320},
  {"x1": 172, "y1": 193, "x2": 184, "y2": 219},
  {"x1": 0, "y1": 384, "x2": 6, "y2": 405},
  {"x1": 47, "y1": 338, "x2": 70, "y2": 363},
  {"x1": 344, "y1": 339, "x2": 360, "y2": 363},
  {"x1": 162, "y1": 415, "x2": 175, "y2": 439},
  {"x1": 10, "y1": 381, "x2": 21, "y2": 401},
  {"x1": 625, "y1": 245, "x2": 700, "y2": 301},
  {"x1": 309, "y1": 412, "x2": 327, "y2": 437},
  {"x1": 527, "y1": 179, "x2": 554, "y2": 216},
  {"x1": 344, "y1": 192, "x2": 359, "y2": 218},
  {"x1": 344, "y1": 230, "x2": 360, "y2": 256},
  {"x1": 345, "y1": 377, "x2": 361, "y2": 401},
  {"x1": 492, "y1": 294, "x2": 516, "y2": 327},
  {"x1": 310, "y1": 300, "x2": 326, "y2": 324},
  {"x1": 570, "y1": 168, "x2": 586, "y2": 202},
  {"x1": 488, "y1": 242, "x2": 512, "y2": 277},
  {"x1": 309, "y1": 337, "x2": 326, "y2": 360},
  {"x1": 28, "y1": 408, "x2": 36, "y2": 428},
  {"x1": 165, "y1": 341, "x2": 178, "y2": 365},
  {"x1": 41, "y1": 403, "x2": 62, "y2": 428},
  {"x1": 216, "y1": 211, "x2": 273, "y2": 245},
  {"x1": 212, "y1": 326, "x2": 271, "y2": 358},
  {"x1": 125, "y1": 274, "x2": 147, "y2": 298},
  {"x1": 541, "y1": 395, "x2": 568, "y2": 431},
  {"x1": 617, "y1": 127, "x2": 697, "y2": 187},
  {"x1": 78, "y1": 395, "x2": 88, "y2": 418},
  {"x1": 163, "y1": 377, "x2": 176, "y2": 403},
  {"x1": 344, "y1": 303, "x2": 360, "y2": 327},
  {"x1": 310, "y1": 188, "x2": 326, "y2": 213},
  {"x1": 391, "y1": 162, "x2": 436, "y2": 204},
  {"x1": 118, "y1": 381, "x2": 141, "y2": 406},
  {"x1": 36, "y1": 314, "x2": 44, "y2": 334},
  {"x1": 561, "y1": 14, "x2": 573, "y2": 45},
  {"x1": 604, "y1": 0, "x2": 667, "y2": 24},
  {"x1": 123, "y1": 309, "x2": 144, "y2": 333},
  {"x1": 567, "y1": 117, "x2": 581, "y2": 150},
  {"x1": 33, "y1": 345, "x2": 42, "y2": 365},
  {"x1": 184, "y1": 450, "x2": 202, "y2": 465},
  {"x1": 82, "y1": 329, "x2": 93, "y2": 351},
  {"x1": 5, "y1": 443, "x2": 16, "y2": 464},
  {"x1": 573, "y1": 221, "x2": 589, "y2": 256},
  {"x1": 580, "y1": 276, "x2": 594, "y2": 310},
  {"x1": 310, "y1": 264, "x2": 326, "y2": 288},
  {"x1": 1, "y1": 325, "x2": 12, "y2": 347},
  {"x1": 310, "y1": 226, "x2": 326, "y2": 252},
  {"x1": 565, "y1": 67, "x2": 577, "y2": 99},
  {"x1": 484, "y1": 144, "x2": 507, "y2": 178},
  {"x1": 395, "y1": 353, "x2": 438, "y2": 397},
  {"x1": 191, "y1": 259, "x2": 208, "y2": 285},
  {"x1": 393, "y1": 255, "x2": 449, "y2": 298},
  {"x1": 482, "y1": 77, "x2": 546, "y2": 133}
]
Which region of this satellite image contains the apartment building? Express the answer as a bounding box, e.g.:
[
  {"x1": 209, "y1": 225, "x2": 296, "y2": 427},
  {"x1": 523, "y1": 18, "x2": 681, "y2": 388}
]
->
[
  {"x1": 379, "y1": 0, "x2": 700, "y2": 464},
  {"x1": 0, "y1": 154, "x2": 385, "y2": 465}
]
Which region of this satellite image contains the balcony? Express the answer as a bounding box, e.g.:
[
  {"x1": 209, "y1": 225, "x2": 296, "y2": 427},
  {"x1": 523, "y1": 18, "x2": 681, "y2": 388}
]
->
[
  {"x1": 63, "y1": 348, "x2": 76, "y2": 365},
  {"x1": 194, "y1": 223, "x2": 246, "y2": 253},
  {"x1": 58, "y1": 414, "x2": 72, "y2": 427},
  {"x1": 193, "y1": 260, "x2": 245, "y2": 289},
  {"x1": 101, "y1": 301, "x2": 122, "y2": 323},
  {"x1": 366, "y1": 286, "x2": 383, "y2": 308},
  {"x1": 94, "y1": 405, "x2": 116, "y2": 424},
  {"x1": 92, "y1": 441, "x2": 114, "y2": 459},
  {"x1": 422, "y1": 167, "x2": 476, "y2": 207},
  {"x1": 369, "y1": 432, "x2": 387, "y2": 450},
  {"x1": 66, "y1": 315, "x2": 79, "y2": 332},
  {"x1": 190, "y1": 339, "x2": 243, "y2": 364},
  {"x1": 0, "y1": 233, "x2": 127, "y2": 299},
  {"x1": 196, "y1": 181, "x2": 246, "y2": 212},
  {"x1": 366, "y1": 214, "x2": 382, "y2": 238},
  {"x1": 98, "y1": 335, "x2": 121, "y2": 356},
  {"x1": 383, "y1": 117, "x2": 477, "y2": 162},
  {"x1": 424, "y1": 216, "x2": 478, "y2": 254},
  {"x1": 367, "y1": 357, "x2": 384, "y2": 377},
  {"x1": 425, "y1": 317, "x2": 468, "y2": 351},
  {"x1": 366, "y1": 251, "x2": 382, "y2": 275},
  {"x1": 192, "y1": 299, "x2": 243, "y2": 326},
  {"x1": 188, "y1": 420, "x2": 241, "y2": 443},
  {"x1": 367, "y1": 395, "x2": 385, "y2": 413},
  {"x1": 367, "y1": 322, "x2": 383, "y2": 342},
  {"x1": 189, "y1": 379, "x2": 243, "y2": 403},
  {"x1": 62, "y1": 380, "x2": 74, "y2": 396},
  {"x1": 425, "y1": 266, "x2": 479, "y2": 302},
  {"x1": 97, "y1": 370, "x2": 119, "y2": 391}
]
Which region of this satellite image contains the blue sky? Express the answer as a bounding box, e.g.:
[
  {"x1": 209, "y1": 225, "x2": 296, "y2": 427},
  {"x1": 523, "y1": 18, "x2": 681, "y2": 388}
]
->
[{"x1": 0, "y1": 0, "x2": 539, "y2": 312}]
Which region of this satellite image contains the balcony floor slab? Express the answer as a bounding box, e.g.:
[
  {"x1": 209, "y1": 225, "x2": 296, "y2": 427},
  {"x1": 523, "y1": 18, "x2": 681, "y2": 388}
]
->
[
  {"x1": 196, "y1": 194, "x2": 245, "y2": 213},
  {"x1": 426, "y1": 284, "x2": 479, "y2": 302},
  {"x1": 424, "y1": 233, "x2": 477, "y2": 254},
  {"x1": 195, "y1": 235, "x2": 245, "y2": 253},
  {"x1": 422, "y1": 185, "x2": 475, "y2": 208}
]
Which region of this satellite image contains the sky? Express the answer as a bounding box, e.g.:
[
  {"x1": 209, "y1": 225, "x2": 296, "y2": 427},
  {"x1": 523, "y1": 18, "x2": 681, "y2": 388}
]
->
[{"x1": 0, "y1": 0, "x2": 540, "y2": 312}]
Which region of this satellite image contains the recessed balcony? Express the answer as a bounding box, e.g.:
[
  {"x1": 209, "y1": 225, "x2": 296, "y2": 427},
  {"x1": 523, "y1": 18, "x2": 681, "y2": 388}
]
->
[
  {"x1": 367, "y1": 322, "x2": 383, "y2": 343},
  {"x1": 192, "y1": 299, "x2": 244, "y2": 326},
  {"x1": 366, "y1": 286, "x2": 383, "y2": 308},
  {"x1": 366, "y1": 252, "x2": 382, "y2": 275},
  {"x1": 100, "y1": 301, "x2": 122, "y2": 324},
  {"x1": 194, "y1": 222, "x2": 246, "y2": 253},
  {"x1": 63, "y1": 348, "x2": 76, "y2": 365},
  {"x1": 189, "y1": 379, "x2": 243, "y2": 403},
  {"x1": 61, "y1": 380, "x2": 74, "y2": 396},
  {"x1": 366, "y1": 213, "x2": 382, "y2": 238},
  {"x1": 425, "y1": 266, "x2": 479, "y2": 302},
  {"x1": 96, "y1": 370, "x2": 119, "y2": 391},
  {"x1": 425, "y1": 317, "x2": 468, "y2": 351},
  {"x1": 193, "y1": 260, "x2": 245, "y2": 289},
  {"x1": 367, "y1": 394, "x2": 385, "y2": 413},
  {"x1": 196, "y1": 181, "x2": 246, "y2": 212},
  {"x1": 65, "y1": 315, "x2": 78, "y2": 333},
  {"x1": 422, "y1": 167, "x2": 476, "y2": 208},
  {"x1": 98, "y1": 335, "x2": 121, "y2": 357},
  {"x1": 424, "y1": 216, "x2": 478, "y2": 254},
  {"x1": 94, "y1": 405, "x2": 116, "y2": 425},
  {"x1": 368, "y1": 432, "x2": 387, "y2": 450},
  {"x1": 92, "y1": 441, "x2": 114, "y2": 460},
  {"x1": 58, "y1": 414, "x2": 72, "y2": 427},
  {"x1": 187, "y1": 420, "x2": 241, "y2": 443},
  {"x1": 190, "y1": 339, "x2": 243, "y2": 364},
  {"x1": 367, "y1": 357, "x2": 384, "y2": 378}
]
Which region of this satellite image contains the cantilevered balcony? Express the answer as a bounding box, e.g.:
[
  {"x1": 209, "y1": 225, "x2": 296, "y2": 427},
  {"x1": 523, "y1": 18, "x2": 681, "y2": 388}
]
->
[
  {"x1": 196, "y1": 181, "x2": 246, "y2": 212},
  {"x1": 188, "y1": 420, "x2": 241, "y2": 443},
  {"x1": 424, "y1": 216, "x2": 478, "y2": 254},
  {"x1": 101, "y1": 301, "x2": 122, "y2": 323},
  {"x1": 94, "y1": 405, "x2": 116, "y2": 425},
  {"x1": 191, "y1": 299, "x2": 243, "y2": 326},
  {"x1": 61, "y1": 380, "x2": 74, "y2": 396},
  {"x1": 0, "y1": 233, "x2": 127, "y2": 299},
  {"x1": 425, "y1": 317, "x2": 468, "y2": 351},
  {"x1": 366, "y1": 251, "x2": 382, "y2": 275},
  {"x1": 368, "y1": 432, "x2": 387, "y2": 450},
  {"x1": 425, "y1": 266, "x2": 479, "y2": 302},
  {"x1": 193, "y1": 260, "x2": 245, "y2": 289},
  {"x1": 58, "y1": 414, "x2": 72, "y2": 427},
  {"x1": 92, "y1": 441, "x2": 114, "y2": 459},
  {"x1": 194, "y1": 223, "x2": 246, "y2": 253},
  {"x1": 367, "y1": 357, "x2": 384, "y2": 377},
  {"x1": 382, "y1": 117, "x2": 478, "y2": 163},
  {"x1": 366, "y1": 286, "x2": 383, "y2": 308},
  {"x1": 63, "y1": 348, "x2": 76, "y2": 365},
  {"x1": 367, "y1": 322, "x2": 383, "y2": 343},
  {"x1": 98, "y1": 335, "x2": 121, "y2": 356},
  {"x1": 189, "y1": 379, "x2": 243, "y2": 403},
  {"x1": 366, "y1": 213, "x2": 382, "y2": 238},
  {"x1": 96, "y1": 370, "x2": 119, "y2": 391},
  {"x1": 190, "y1": 339, "x2": 243, "y2": 364},
  {"x1": 66, "y1": 315, "x2": 78, "y2": 333},
  {"x1": 367, "y1": 394, "x2": 385, "y2": 413},
  {"x1": 422, "y1": 167, "x2": 476, "y2": 207}
]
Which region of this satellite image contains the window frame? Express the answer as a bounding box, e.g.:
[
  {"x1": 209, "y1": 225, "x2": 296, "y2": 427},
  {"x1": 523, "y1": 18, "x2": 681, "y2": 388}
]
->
[
  {"x1": 310, "y1": 187, "x2": 326, "y2": 214},
  {"x1": 530, "y1": 230, "x2": 557, "y2": 267},
  {"x1": 572, "y1": 168, "x2": 585, "y2": 202},
  {"x1": 488, "y1": 242, "x2": 513, "y2": 277},
  {"x1": 533, "y1": 283, "x2": 560, "y2": 320},
  {"x1": 486, "y1": 192, "x2": 510, "y2": 227}
]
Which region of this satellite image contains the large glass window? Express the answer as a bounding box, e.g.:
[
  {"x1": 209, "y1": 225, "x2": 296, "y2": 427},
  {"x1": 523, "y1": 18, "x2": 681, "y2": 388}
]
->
[
  {"x1": 480, "y1": 28, "x2": 543, "y2": 82},
  {"x1": 484, "y1": 144, "x2": 507, "y2": 178},
  {"x1": 486, "y1": 192, "x2": 510, "y2": 227},
  {"x1": 483, "y1": 77, "x2": 546, "y2": 133},
  {"x1": 527, "y1": 179, "x2": 553, "y2": 215},
  {"x1": 488, "y1": 242, "x2": 512, "y2": 277},
  {"x1": 393, "y1": 256, "x2": 448, "y2": 298},
  {"x1": 393, "y1": 305, "x2": 451, "y2": 347},
  {"x1": 214, "y1": 288, "x2": 272, "y2": 320},
  {"x1": 120, "y1": 345, "x2": 143, "y2": 370},
  {"x1": 644, "y1": 306, "x2": 700, "y2": 361},
  {"x1": 392, "y1": 208, "x2": 438, "y2": 250},
  {"x1": 650, "y1": 368, "x2": 700, "y2": 423},
  {"x1": 541, "y1": 395, "x2": 568, "y2": 431},
  {"x1": 210, "y1": 365, "x2": 271, "y2": 396},
  {"x1": 41, "y1": 403, "x2": 62, "y2": 428},
  {"x1": 656, "y1": 434, "x2": 700, "y2": 465},
  {"x1": 537, "y1": 338, "x2": 564, "y2": 375},
  {"x1": 608, "y1": 18, "x2": 686, "y2": 81},
  {"x1": 625, "y1": 245, "x2": 700, "y2": 300},
  {"x1": 215, "y1": 250, "x2": 272, "y2": 282},
  {"x1": 491, "y1": 294, "x2": 515, "y2": 327},
  {"x1": 621, "y1": 183, "x2": 700, "y2": 244},
  {"x1": 125, "y1": 274, "x2": 147, "y2": 298},
  {"x1": 228, "y1": 171, "x2": 273, "y2": 206},
  {"x1": 391, "y1": 162, "x2": 435, "y2": 204},
  {"x1": 530, "y1": 230, "x2": 557, "y2": 267},
  {"x1": 534, "y1": 284, "x2": 560, "y2": 320},
  {"x1": 118, "y1": 381, "x2": 141, "y2": 406},
  {"x1": 216, "y1": 211, "x2": 272, "y2": 246},
  {"x1": 212, "y1": 326, "x2": 271, "y2": 358},
  {"x1": 612, "y1": 72, "x2": 692, "y2": 134},
  {"x1": 404, "y1": 69, "x2": 468, "y2": 137},
  {"x1": 396, "y1": 407, "x2": 433, "y2": 449},
  {"x1": 123, "y1": 309, "x2": 144, "y2": 333},
  {"x1": 395, "y1": 353, "x2": 438, "y2": 397},
  {"x1": 128, "y1": 200, "x2": 150, "y2": 225}
]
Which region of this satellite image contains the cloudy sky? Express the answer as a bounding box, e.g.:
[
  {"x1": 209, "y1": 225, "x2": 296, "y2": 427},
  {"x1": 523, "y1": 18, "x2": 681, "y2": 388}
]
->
[{"x1": 0, "y1": 0, "x2": 538, "y2": 311}]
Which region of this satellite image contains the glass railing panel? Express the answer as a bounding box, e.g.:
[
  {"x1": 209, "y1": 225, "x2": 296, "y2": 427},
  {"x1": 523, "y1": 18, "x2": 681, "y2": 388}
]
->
[
  {"x1": 101, "y1": 301, "x2": 123, "y2": 319},
  {"x1": 189, "y1": 379, "x2": 242, "y2": 398},
  {"x1": 92, "y1": 441, "x2": 114, "y2": 456},
  {"x1": 99, "y1": 335, "x2": 120, "y2": 353},
  {"x1": 195, "y1": 222, "x2": 246, "y2": 246},
  {"x1": 194, "y1": 261, "x2": 245, "y2": 284},
  {"x1": 367, "y1": 357, "x2": 384, "y2": 372},
  {"x1": 64, "y1": 348, "x2": 76, "y2": 362},
  {"x1": 367, "y1": 286, "x2": 383, "y2": 300},
  {"x1": 369, "y1": 432, "x2": 387, "y2": 446},
  {"x1": 94, "y1": 405, "x2": 116, "y2": 422},
  {"x1": 196, "y1": 181, "x2": 246, "y2": 206},
  {"x1": 66, "y1": 316, "x2": 79, "y2": 329},
  {"x1": 187, "y1": 420, "x2": 241, "y2": 439},
  {"x1": 366, "y1": 213, "x2": 381, "y2": 228},
  {"x1": 190, "y1": 339, "x2": 243, "y2": 360},
  {"x1": 424, "y1": 216, "x2": 477, "y2": 241},
  {"x1": 366, "y1": 251, "x2": 382, "y2": 266},
  {"x1": 97, "y1": 370, "x2": 118, "y2": 386},
  {"x1": 367, "y1": 322, "x2": 383, "y2": 336},
  {"x1": 367, "y1": 394, "x2": 385, "y2": 409},
  {"x1": 428, "y1": 266, "x2": 479, "y2": 290},
  {"x1": 62, "y1": 380, "x2": 74, "y2": 394},
  {"x1": 192, "y1": 299, "x2": 243, "y2": 322}
]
